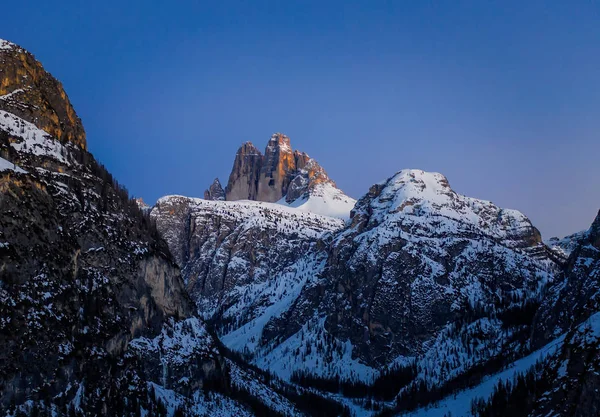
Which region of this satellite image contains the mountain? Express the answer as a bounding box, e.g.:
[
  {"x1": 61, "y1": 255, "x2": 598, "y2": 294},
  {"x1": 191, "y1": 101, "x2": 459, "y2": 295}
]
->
[
  {"x1": 151, "y1": 195, "x2": 344, "y2": 322},
  {"x1": 231, "y1": 170, "x2": 556, "y2": 382},
  {"x1": 153, "y1": 168, "x2": 561, "y2": 413},
  {"x1": 225, "y1": 133, "x2": 356, "y2": 219},
  {"x1": 5, "y1": 36, "x2": 600, "y2": 417},
  {"x1": 0, "y1": 39, "x2": 329, "y2": 417},
  {"x1": 0, "y1": 38, "x2": 224, "y2": 415},
  {"x1": 463, "y1": 211, "x2": 600, "y2": 417}
]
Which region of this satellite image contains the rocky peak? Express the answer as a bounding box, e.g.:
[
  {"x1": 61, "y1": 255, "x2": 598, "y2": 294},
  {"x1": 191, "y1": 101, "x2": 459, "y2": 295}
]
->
[
  {"x1": 266, "y1": 132, "x2": 292, "y2": 153},
  {"x1": 135, "y1": 197, "x2": 151, "y2": 212},
  {"x1": 0, "y1": 39, "x2": 86, "y2": 149},
  {"x1": 225, "y1": 133, "x2": 348, "y2": 207},
  {"x1": 350, "y1": 169, "x2": 542, "y2": 247},
  {"x1": 203, "y1": 177, "x2": 225, "y2": 201}
]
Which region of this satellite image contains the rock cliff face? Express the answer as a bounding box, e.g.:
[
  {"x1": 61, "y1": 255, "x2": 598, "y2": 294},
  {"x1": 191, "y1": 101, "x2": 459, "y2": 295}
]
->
[
  {"x1": 203, "y1": 177, "x2": 225, "y2": 201},
  {"x1": 0, "y1": 105, "x2": 216, "y2": 413},
  {"x1": 225, "y1": 133, "x2": 354, "y2": 218},
  {"x1": 225, "y1": 141, "x2": 263, "y2": 201},
  {"x1": 0, "y1": 39, "x2": 86, "y2": 149}
]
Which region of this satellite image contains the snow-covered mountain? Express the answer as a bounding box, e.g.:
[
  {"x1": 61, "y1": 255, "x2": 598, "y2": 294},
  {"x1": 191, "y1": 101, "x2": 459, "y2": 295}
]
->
[
  {"x1": 151, "y1": 196, "x2": 344, "y2": 323},
  {"x1": 153, "y1": 168, "x2": 564, "y2": 415},
  {"x1": 5, "y1": 35, "x2": 600, "y2": 417}
]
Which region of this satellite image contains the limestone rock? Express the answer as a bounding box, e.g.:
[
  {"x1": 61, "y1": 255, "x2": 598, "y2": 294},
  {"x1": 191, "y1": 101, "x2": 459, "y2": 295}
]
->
[
  {"x1": 0, "y1": 39, "x2": 86, "y2": 149},
  {"x1": 225, "y1": 133, "x2": 340, "y2": 204},
  {"x1": 203, "y1": 177, "x2": 225, "y2": 201}
]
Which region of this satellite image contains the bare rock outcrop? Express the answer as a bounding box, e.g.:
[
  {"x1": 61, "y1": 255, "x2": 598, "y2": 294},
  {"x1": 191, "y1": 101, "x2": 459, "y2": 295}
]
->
[
  {"x1": 203, "y1": 177, "x2": 225, "y2": 201},
  {"x1": 0, "y1": 39, "x2": 86, "y2": 148},
  {"x1": 225, "y1": 133, "x2": 339, "y2": 203}
]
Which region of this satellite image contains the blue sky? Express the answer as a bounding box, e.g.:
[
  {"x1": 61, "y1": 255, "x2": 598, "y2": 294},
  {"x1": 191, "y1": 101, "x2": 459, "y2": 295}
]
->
[{"x1": 3, "y1": 0, "x2": 599, "y2": 238}]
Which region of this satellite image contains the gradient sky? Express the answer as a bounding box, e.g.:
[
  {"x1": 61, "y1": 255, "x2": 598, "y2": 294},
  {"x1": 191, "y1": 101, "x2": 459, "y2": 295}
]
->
[{"x1": 3, "y1": 1, "x2": 599, "y2": 238}]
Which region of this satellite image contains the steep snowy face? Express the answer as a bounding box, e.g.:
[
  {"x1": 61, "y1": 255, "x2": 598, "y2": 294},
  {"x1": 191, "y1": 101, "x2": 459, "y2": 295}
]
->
[
  {"x1": 0, "y1": 39, "x2": 86, "y2": 148},
  {"x1": 224, "y1": 133, "x2": 356, "y2": 218},
  {"x1": 151, "y1": 196, "x2": 345, "y2": 324},
  {"x1": 315, "y1": 169, "x2": 556, "y2": 368},
  {"x1": 522, "y1": 211, "x2": 600, "y2": 417}
]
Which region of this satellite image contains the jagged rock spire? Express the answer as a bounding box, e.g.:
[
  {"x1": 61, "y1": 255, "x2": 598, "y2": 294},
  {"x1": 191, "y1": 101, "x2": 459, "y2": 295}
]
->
[
  {"x1": 204, "y1": 178, "x2": 225, "y2": 201},
  {"x1": 224, "y1": 133, "x2": 338, "y2": 203}
]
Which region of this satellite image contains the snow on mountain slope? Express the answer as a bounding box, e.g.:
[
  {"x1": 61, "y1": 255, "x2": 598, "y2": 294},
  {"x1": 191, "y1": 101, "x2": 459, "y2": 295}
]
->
[
  {"x1": 255, "y1": 314, "x2": 381, "y2": 383},
  {"x1": 151, "y1": 195, "x2": 344, "y2": 324},
  {"x1": 0, "y1": 109, "x2": 73, "y2": 164},
  {"x1": 401, "y1": 311, "x2": 600, "y2": 417},
  {"x1": 0, "y1": 156, "x2": 26, "y2": 173},
  {"x1": 401, "y1": 328, "x2": 565, "y2": 417},
  {"x1": 276, "y1": 182, "x2": 356, "y2": 219},
  {"x1": 0, "y1": 39, "x2": 19, "y2": 51},
  {"x1": 150, "y1": 383, "x2": 254, "y2": 417},
  {"x1": 200, "y1": 169, "x2": 558, "y2": 388},
  {"x1": 317, "y1": 169, "x2": 556, "y2": 365},
  {"x1": 348, "y1": 169, "x2": 541, "y2": 245},
  {"x1": 220, "y1": 253, "x2": 328, "y2": 353},
  {"x1": 545, "y1": 230, "x2": 588, "y2": 260}
]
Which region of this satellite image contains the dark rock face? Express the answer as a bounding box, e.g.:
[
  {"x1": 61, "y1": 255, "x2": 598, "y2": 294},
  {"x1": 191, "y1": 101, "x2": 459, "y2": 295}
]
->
[
  {"x1": 534, "y1": 211, "x2": 600, "y2": 347},
  {"x1": 203, "y1": 178, "x2": 225, "y2": 201},
  {"x1": 524, "y1": 211, "x2": 600, "y2": 416},
  {"x1": 530, "y1": 321, "x2": 600, "y2": 417},
  {"x1": 0, "y1": 39, "x2": 86, "y2": 149},
  {"x1": 0, "y1": 40, "x2": 226, "y2": 415},
  {"x1": 0, "y1": 117, "x2": 216, "y2": 412},
  {"x1": 225, "y1": 133, "x2": 337, "y2": 203}
]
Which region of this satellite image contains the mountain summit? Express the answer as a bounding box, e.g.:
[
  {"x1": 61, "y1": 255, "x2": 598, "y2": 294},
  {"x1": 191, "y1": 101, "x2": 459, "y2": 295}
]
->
[{"x1": 224, "y1": 133, "x2": 355, "y2": 218}]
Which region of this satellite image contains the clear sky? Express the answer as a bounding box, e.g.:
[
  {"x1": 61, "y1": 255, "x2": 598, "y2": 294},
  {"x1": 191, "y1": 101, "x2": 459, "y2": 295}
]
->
[{"x1": 3, "y1": 1, "x2": 599, "y2": 238}]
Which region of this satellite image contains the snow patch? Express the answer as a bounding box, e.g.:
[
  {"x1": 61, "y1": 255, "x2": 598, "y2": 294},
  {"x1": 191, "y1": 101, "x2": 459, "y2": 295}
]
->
[
  {"x1": 0, "y1": 156, "x2": 27, "y2": 173},
  {"x1": 277, "y1": 182, "x2": 356, "y2": 220}
]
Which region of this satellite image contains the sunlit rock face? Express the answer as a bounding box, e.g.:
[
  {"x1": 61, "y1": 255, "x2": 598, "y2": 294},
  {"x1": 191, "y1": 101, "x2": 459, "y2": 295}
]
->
[
  {"x1": 0, "y1": 39, "x2": 86, "y2": 149},
  {"x1": 225, "y1": 133, "x2": 339, "y2": 200}
]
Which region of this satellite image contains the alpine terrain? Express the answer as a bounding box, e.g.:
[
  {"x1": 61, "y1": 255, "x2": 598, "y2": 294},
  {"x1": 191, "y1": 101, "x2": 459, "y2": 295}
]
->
[{"x1": 2, "y1": 37, "x2": 600, "y2": 417}]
